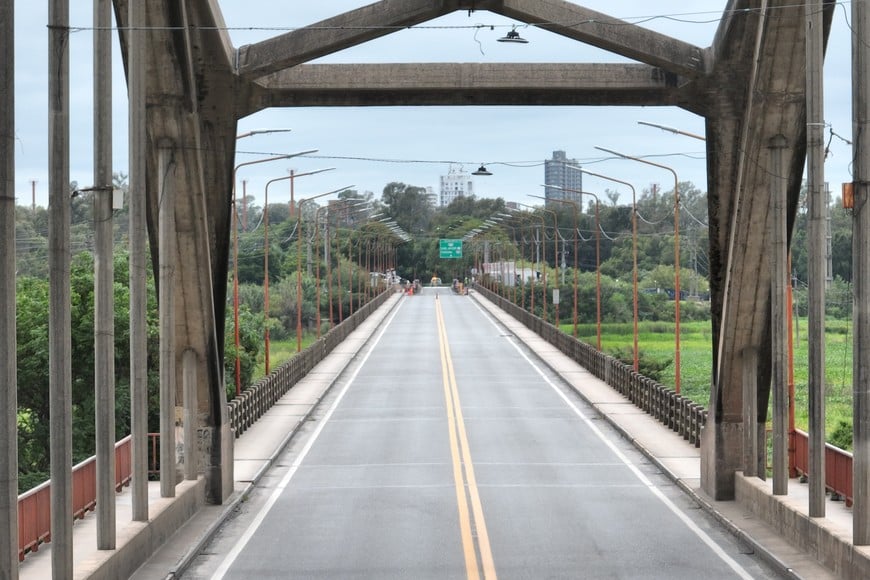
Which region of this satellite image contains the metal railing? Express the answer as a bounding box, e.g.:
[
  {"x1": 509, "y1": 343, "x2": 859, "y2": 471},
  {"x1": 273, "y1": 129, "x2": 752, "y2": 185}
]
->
[
  {"x1": 17, "y1": 435, "x2": 133, "y2": 561},
  {"x1": 791, "y1": 429, "x2": 853, "y2": 506},
  {"x1": 474, "y1": 284, "x2": 707, "y2": 446}
]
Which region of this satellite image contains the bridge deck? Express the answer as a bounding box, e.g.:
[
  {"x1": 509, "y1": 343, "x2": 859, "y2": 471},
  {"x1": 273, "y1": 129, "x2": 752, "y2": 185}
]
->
[{"x1": 20, "y1": 290, "x2": 839, "y2": 579}]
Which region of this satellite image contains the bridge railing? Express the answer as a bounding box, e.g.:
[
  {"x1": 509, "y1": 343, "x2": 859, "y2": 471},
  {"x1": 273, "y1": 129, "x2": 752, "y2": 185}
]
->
[
  {"x1": 16, "y1": 287, "x2": 394, "y2": 562},
  {"x1": 17, "y1": 435, "x2": 133, "y2": 561},
  {"x1": 791, "y1": 429, "x2": 853, "y2": 506},
  {"x1": 474, "y1": 284, "x2": 706, "y2": 446}
]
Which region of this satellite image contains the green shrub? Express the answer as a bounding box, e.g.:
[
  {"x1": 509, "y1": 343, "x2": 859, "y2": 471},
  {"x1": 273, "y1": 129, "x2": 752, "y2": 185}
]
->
[{"x1": 829, "y1": 419, "x2": 853, "y2": 451}]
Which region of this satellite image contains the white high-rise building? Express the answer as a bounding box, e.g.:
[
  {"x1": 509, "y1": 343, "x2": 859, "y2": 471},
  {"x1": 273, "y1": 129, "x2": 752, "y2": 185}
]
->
[
  {"x1": 544, "y1": 150, "x2": 583, "y2": 204},
  {"x1": 440, "y1": 167, "x2": 473, "y2": 207}
]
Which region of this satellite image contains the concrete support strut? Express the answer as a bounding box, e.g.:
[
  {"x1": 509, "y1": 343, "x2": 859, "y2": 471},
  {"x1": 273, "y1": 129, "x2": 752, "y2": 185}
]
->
[
  {"x1": 853, "y1": 0, "x2": 870, "y2": 546},
  {"x1": 48, "y1": 0, "x2": 73, "y2": 575},
  {"x1": 769, "y1": 134, "x2": 789, "y2": 497},
  {"x1": 93, "y1": 0, "x2": 115, "y2": 549},
  {"x1": 742, "y1": 348, "x2": 758, "y2": 478},
  {"x1": 182, "y1": 349, "x2": 198, "y2": 482},
  {"x1": 128, "y1": 0, "x2": 149, "y2": 522},
  {"x1": 159, "y1": 144, "x2": 177, "y2": 499},
  {"x1": 0, "y1": 0, "x2": 18, "y2": 575}
]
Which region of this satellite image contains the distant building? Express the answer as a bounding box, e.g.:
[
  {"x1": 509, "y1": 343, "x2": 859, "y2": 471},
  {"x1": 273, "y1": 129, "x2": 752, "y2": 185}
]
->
[
  {"x1": 544, "y1": 150, "x2": 583, "y2": 205},
  {"x1": 424, "y1": 186, "x2": 437, "y2": 207},
  {"x1": 440, "y1": 166, "x2": 473, "y2": 207}
]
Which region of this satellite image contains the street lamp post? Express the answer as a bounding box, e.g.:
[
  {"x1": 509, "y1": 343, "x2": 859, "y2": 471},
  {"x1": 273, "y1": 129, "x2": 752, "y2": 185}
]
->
[
  {"x1": 546, "y1": 186, "x2": 603, "y2": 350},
  {"x1": 577, "y1": 167, "x2": 639, "y2": 372},
  {"x1": 528, "y1": 199, "x2": 562, "y2": 329},
  {"x1": 516, "y1": 204, "x2": 549, "y2": 324},
  {"x1": 296, "y1": 186, "x2": 354, "y2": 352},
  {"x1": 231, "y1": 151, "x2": 305, "y2": 396},
  {"x1": 596, "y1": 146, "x2": 681, "y2": 393},
  {"x1": 532, "y1": 192, "x2": 580, "y2": 339}
]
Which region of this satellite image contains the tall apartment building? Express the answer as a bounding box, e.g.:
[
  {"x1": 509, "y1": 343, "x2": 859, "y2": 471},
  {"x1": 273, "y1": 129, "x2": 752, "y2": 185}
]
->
[
  {"x1": 440, "y1": 166, "x2": 473, "y2": 207},
  {"x1": 544, "y1": 150, "x2": 583, "y2": 204}
]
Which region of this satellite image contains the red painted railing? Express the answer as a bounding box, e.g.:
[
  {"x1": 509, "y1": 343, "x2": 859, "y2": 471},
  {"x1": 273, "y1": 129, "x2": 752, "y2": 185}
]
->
[
  {"x1": 791, "y1": 429, "x2": 853, "y2": 506},
  {"x1": 17, "y1": 435, "x2": 133, "y2": 561}
]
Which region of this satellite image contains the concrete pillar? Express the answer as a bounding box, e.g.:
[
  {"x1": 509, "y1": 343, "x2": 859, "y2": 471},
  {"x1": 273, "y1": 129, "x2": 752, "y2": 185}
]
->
[
  {"x1": 805, "y1": 0, "x2": 827, "y2": 518},
  {"x1": 769, "y1": 134, "x2": 789, "y2": 496},
  {"x1": 0, "y1": 0, "x2": 18, "y2": 574},
  {"x1": 742, "y1": 348, "x2": 758, "y2": 477},
  {"x1": 93, "y1": 0, "x2": 115, "y2": 549},
  {"x1": 128, "y1": 0, "x2": 149, "y2": 522},
  {"x1": 48, "y1": 0, "x2": 73, "y2": 575},
  {"x1": 852, "y1": 0, "x2": 870, "y2": 545},
  {"x1": 182, "y1": 349, "x2": 198, "y2": 481},
  {"x1": 158, "y1": 144, "x2": 177, "y2": 498}
]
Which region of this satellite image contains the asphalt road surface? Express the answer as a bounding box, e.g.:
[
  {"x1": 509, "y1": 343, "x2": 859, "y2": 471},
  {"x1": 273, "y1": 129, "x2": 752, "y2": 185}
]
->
[{"x1": 185, "y1": 287, "x2": 783, "y2": 579}]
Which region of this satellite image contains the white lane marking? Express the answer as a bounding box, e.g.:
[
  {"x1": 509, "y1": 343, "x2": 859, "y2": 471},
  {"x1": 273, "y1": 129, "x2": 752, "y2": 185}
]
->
[
  {"x1": 470, "y1": 300, "x2": 755, "y2": 580},
  {"x1": 212, "y1": 302, "x2": 405, "y2": 579}
]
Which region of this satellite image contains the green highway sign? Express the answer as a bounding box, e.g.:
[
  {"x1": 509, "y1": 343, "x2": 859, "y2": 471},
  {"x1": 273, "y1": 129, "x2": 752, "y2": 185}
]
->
[{"x1": 439, "y1": 239, "x2": 463, "y2": 259}]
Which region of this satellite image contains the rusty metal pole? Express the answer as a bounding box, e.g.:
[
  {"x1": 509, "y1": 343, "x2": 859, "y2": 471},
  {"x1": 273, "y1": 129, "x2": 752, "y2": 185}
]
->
[
  {"x1": 853, "y1": 0, "x2": 870, "y2": 544},
  {"x1": 0, "y1": 0, "x2": 18, "y2": 573}
]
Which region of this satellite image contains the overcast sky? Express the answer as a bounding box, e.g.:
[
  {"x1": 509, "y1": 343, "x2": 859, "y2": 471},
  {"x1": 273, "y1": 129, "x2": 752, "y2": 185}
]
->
[{"x1": 10, "y1": 1, "x2": 856, "y2": 208}]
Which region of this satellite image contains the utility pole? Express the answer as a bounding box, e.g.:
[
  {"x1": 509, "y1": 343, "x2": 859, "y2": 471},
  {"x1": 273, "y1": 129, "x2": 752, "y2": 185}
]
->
[
  {"x1": 128, "y1": 0, "x2": 149, "y2": 522},
  {"x1": 806, "y1": 0, "x2": 826, "y2": 518},
  {"x1": 94, "y1": 0, "x2": 116, "y2": 548},
  {"x1": 0, "y1": 0, "x2": 18, "y2": 575},
  {"x1": 49, "y1": 0, "x2": 74, "y2": 575},
  {"x1": 31, "y1": 180, "x2": 36, "y2": 211},
  {"x1": 852, "y1": 0, "x2": 870, "y2": 545}
]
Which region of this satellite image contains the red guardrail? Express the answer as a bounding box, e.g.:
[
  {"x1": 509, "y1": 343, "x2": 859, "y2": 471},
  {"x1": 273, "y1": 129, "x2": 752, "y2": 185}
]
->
[
  {"x1": 17, "y1": 435, "x2": 133, "y2": 561},
  {"x1": 791, "y1": 429, "x2": 853, "y2": 506}
]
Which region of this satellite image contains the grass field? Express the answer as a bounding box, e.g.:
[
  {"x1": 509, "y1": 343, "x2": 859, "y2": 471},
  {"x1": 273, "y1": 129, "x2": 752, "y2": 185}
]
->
[{"x1": 573, "y1": 318, "x2": 854, "y2": 443}]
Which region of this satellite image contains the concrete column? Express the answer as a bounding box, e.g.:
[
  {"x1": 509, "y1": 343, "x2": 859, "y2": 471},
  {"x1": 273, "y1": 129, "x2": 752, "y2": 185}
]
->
[
  {"x1": 805, "y1": 0, "x2": 826, "y2": 518},
  {"x1": 742, "y1": 347, "x2": 758, "y2": 477},
  {"x1": 158, "y1": 144, "x2": 177, "y2": 498},
  {"x1": 128, "y1": 0, "x2": 148, "y2": 522},
  {"x1": 0, "y1": 0, "x2": 18, "y2": 574},
  {"x1": 769, "y1": 134, "x2": 789, "y2": 496},
  {"x1": 93, "y1": 0, "x2": 115, "y2": 549},
  {"x1": 48, "y1": 0, "x2": 73, "y2": 575},
  {"x1": 182, "y1": 349, "x2": 198, "y2": 481},
  {"x1": 853, "y1": 0, "x2": 870, "y2": 545}
]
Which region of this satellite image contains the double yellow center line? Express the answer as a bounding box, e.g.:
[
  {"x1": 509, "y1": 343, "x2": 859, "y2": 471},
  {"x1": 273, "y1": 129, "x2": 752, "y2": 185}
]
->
[{"x1": 435, "y1": 296, "x2": 497, "y2": 580}]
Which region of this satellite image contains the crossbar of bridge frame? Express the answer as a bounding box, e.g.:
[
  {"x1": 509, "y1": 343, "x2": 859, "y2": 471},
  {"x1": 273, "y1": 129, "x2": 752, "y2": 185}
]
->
[
  {"x1": 48, "y1": 0, "x2": 74, "y2": 574},
  {"x1": 158, "y1": 144, "x2": 177, "y2": 498},
  {"x1": 852, "y1": 0, "x2": 870, "y2": 546},
  {"x1": 769, "y1": 134, "x2": 789, "y2": 497},
  {"x1": 0, "y1": 0, "x2": 17, "y2": 573},
  {"x1": 806, "y1": 0, "x2": 827, "y2": 519}
]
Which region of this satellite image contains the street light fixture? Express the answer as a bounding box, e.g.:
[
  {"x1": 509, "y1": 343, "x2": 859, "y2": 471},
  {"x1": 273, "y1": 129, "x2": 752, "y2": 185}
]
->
[
  {"x1": 596, "y1": 145, "x2": 682, "y2": 393},
  {"x1": 235, "y1": 128, "x2": 293, "y2": 140},
  {"x1": 636, "y1": 121, "x2": 705, "y2": 141},
  {"x1": 472, "y1": 164, "x2": 492, "y2": 176}
]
